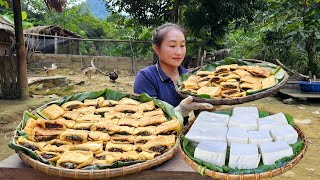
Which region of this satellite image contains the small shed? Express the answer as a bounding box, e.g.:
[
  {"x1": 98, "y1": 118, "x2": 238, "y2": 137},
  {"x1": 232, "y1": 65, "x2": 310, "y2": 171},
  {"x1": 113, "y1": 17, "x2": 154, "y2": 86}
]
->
[
  {"x1": 0, "y1": 16, "x2": 15, "y2": 55},
  {"x1": 0, "y1": 16, "x2": 20, "y2": 99},
  {"x1": 24, "y1": 25, "x2": 81, "y2": 55}
]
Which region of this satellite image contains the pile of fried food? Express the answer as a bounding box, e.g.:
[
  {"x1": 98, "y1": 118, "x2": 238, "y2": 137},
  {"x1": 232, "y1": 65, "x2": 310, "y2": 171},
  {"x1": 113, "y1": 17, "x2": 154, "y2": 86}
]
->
[
  {"x1": 16, "y1": 97, "x2": 181, "y2": 169},
  {"x1": 181, "y1": 64, "x2": 276, "y2": 99}
]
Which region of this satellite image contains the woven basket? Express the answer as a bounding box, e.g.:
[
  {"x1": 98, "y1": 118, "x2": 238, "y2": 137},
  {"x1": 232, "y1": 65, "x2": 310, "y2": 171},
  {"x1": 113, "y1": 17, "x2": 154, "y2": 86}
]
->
[
  {"x1": 16, "y1": 140, "x2": 179, "y2": 179},
  {"x1": 177, "y1": 59, "x2": 289, "y2": 105},
  {"x1": 180, "y1": 113, "x2": 308, "y2": 180},
  {"x1": 12, "y1": 95, "x2": 181, "y2": 179}
]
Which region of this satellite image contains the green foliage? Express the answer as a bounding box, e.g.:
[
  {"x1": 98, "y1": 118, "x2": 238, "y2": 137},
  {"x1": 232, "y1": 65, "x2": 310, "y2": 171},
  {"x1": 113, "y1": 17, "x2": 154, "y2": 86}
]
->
[
  {"x1": 106, "y1": 0, "x2": 174, "y2": 27},
  {"x1": 226, "y1": 0, "x2": 320, "y2": 76},
  {"x1": 0, "y1": 0, "x2": 8, "y2": 9},
  {"x1": 105, "y1": 0, "x2": 264, "y2": 49}
]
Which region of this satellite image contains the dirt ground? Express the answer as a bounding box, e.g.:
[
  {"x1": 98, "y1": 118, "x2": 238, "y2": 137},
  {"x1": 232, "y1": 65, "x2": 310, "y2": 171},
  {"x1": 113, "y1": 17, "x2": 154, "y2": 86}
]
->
[{"x1": 0, "y1": 68, "x2": 319, "y2": 179}]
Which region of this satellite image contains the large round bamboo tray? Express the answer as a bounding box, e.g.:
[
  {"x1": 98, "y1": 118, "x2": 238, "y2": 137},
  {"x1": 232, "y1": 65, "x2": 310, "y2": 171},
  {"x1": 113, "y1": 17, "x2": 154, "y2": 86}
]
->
[
  {"x1": 179, "y1": 113, "x2": 308, "y2": 180},
  {"x1": 17, "y1": 140, "x2": 179, "y2": 179},
  {"x1": 12, "y1": 95, "x2": 181, "y2": 179},
  {"x1": 177, "y1": 59, "x2": 289, "y2": 105}
]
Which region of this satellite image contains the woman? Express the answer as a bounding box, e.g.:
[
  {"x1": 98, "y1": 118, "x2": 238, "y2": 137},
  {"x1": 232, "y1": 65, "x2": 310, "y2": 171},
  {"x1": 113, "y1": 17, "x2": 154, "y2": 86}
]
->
[{"x1": 134, "y1": 23, "x2": 214, "y2": 118}]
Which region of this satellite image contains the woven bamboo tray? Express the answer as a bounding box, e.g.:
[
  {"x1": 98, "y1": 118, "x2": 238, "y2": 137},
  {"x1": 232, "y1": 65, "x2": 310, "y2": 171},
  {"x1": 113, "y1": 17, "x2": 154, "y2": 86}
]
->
[
  {"x1": 179, "y1": 113, "x2": 308, "y2": 180},
  {"x1": 177, "y1": 59, "x2": 289, "y2": 105},
  {"x1": 16, "y1": 140, "x2": 179, "y2": 179},
  {"x1": 11, "y1": 93, "x2": 181, "y2": 179}
]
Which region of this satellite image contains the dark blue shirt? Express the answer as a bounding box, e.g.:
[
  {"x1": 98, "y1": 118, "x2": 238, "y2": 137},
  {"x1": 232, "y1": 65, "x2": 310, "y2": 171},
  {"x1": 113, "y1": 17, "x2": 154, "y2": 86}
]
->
[{"x1": 134, "y1": 63, "x2": 189, "y2": 107}]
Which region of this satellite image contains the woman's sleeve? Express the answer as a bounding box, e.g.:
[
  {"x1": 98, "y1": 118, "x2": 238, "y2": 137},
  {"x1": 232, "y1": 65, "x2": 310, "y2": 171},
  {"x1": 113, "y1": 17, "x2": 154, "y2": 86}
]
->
[{"x1": 134, "y1": 70, "x2": 157, "y2": 97}]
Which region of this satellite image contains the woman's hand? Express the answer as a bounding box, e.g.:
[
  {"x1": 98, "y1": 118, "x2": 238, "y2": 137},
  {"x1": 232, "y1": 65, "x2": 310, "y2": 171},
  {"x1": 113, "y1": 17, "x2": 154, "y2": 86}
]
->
[{"x1": 174, "y1": 96, "x2": 219, "y2": 117}]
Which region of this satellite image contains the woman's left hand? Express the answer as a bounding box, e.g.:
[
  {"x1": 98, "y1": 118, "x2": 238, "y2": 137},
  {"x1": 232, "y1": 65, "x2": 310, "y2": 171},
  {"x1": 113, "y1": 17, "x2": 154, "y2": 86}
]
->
[{"x1": 174, "y1": 96, "x2": 219, "y2": 117}]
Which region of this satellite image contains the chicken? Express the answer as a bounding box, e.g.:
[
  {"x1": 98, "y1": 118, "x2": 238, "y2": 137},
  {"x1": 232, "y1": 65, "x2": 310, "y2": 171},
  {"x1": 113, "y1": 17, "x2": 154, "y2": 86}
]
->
[
  {"x1": 43, "y1": 63, "x2": 58, "y2": 76},
  {"x1": 82, "y1": 59, "x2": 97, "y2": 79},
  {"x1": 108, "y1": 69, "x2": 118, "y2": 83},
  {"x1": 96, "y1": 68, "x2": 119, "y2": 83}
]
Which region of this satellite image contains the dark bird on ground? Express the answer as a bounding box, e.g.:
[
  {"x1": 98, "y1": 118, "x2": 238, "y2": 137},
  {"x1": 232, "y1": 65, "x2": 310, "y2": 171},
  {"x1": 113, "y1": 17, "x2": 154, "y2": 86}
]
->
[
  {"x1": 82, "y1": 59, "x2": 97, "y2": 79},
  {"x1": 97, "y1": 68, "x2": 119, "y2": 83},
  {"x1": 43, "y1": 63, "x2": 58, "y2": 76},
  {"x1": 108, "y1": 69, "x2": 118, "y2": 83}
]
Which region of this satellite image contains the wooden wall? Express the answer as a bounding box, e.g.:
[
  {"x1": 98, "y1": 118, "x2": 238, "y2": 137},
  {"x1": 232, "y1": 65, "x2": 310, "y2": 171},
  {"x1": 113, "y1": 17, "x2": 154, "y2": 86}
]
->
[{"x1": 0, "y1": 55, "x2": 20, "y2": 99}]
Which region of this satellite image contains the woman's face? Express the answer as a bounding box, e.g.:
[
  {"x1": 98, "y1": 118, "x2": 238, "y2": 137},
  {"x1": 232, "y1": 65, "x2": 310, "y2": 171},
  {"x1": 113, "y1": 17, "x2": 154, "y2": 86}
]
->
[{"x1": 154, "y1": 28, "x2": 186, "y2": 68}]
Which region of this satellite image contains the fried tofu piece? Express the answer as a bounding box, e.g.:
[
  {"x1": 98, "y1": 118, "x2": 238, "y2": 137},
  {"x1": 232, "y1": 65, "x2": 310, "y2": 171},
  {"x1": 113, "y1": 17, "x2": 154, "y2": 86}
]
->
[
  {"x1": 41, "y1": 104, "x2": 65, "y2": 120},
  {"x1": 197, "y1": 86, "x2": 221, "y2": 98},
  {"x1": 61, "y1": 101, "x2": 83, "y2": 111}
]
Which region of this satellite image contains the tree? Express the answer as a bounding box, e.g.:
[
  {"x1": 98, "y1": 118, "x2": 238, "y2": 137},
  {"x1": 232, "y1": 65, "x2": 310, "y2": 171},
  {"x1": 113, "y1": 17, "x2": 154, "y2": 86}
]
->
[
  {"x1": 105, "y1": 0, "x2": 264, "y2": 47},
  {"x1": 106, "y1": 0, "x2": 175, "y2": 27},
  {"x1": 226, "y1": 0, "x2": 320, "y2": 76},
  {"x1": 182, "y1": 0, "x2": 264, "y2": 48}
]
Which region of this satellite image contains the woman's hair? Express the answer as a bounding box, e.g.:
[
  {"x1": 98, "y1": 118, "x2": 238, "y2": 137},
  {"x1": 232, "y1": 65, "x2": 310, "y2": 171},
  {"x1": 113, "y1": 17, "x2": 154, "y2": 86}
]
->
[{"x1": 152, "y1": 23, "x2": 186, "y2": 47}]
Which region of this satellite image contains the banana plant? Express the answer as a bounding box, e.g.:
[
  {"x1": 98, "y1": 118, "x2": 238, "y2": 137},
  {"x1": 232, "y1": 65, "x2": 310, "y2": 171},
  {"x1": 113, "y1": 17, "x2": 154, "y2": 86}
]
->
[{"x1": 1, "y1": 11, "x2": 33, "y2": 29}]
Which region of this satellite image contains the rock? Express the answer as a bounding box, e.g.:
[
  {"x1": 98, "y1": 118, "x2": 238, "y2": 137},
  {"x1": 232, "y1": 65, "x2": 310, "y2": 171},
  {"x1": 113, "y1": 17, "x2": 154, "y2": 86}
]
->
[
  {"x1": 298, "y1": 106, "x2": 306, "y2": 110},
  {"x1": 69, "y1": 71, "x2": 76, "y2": 75},
  {"x1": 118, "y1": 88, "x2": 126, "y2": 92},
  {"x1": 68, "y1": 83, "x2": 75, "y2": 87},
  {"x1": 85, "y1": 82, "x2": 91, "y2": 86},
  {"x1": 45, "y1": 89, "x2": 50, "y2": 92},
  {"x1": 48, "y1": 94, "x2": 60, "y2": 99},
  {"x1": 281, "y1": 171, "x2": 295, "y2": 177},
  {"x1": 76, "y1": 81, "x2": 85, "y2": 85},
  {"x1": 295, "y1": 119, "x2": 312, "y2": 125},
  {"x1": 35, "y1": 83, "x2": 44, "y2": 90},
  {"x1": 312, "y1": 111, "x2": 320, "y2": 115},
  {"x1": 305, "y1": 168, "x2": 315, "y2": 171},
  {"x1": 283, "y1": 98, "x2": 297, "y2": 104},
  {"x1": 126, "y1": 82, "x2": 134, "y2": 87}
]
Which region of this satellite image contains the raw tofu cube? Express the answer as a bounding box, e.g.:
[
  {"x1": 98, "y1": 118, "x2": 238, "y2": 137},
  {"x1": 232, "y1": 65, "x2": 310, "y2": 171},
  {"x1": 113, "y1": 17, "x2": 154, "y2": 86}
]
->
[
  {"x1": 227, "y1": 127, "x2": 248, "y2": 146},
  {"x1": 232, "y1": 107, "x2": 259, "y2": 118},
  {"x1": 194, "y1": 141, "x2": 227, "y2": 167},
  {"x1": 260, "y1": 141, "x2": 293, "y2": 165},
  {"x1": 228, "y1": 143, "x2": 260, "y2": 169},
  {"x1": 248, "y1": 130, "x2": 273, "y2": 148},
  {"x1": 194, "y1": 111, "x2": 229, "y2": 127},
  {"x1": 270, "y1": 125, "x2": 298, "y2": 144},
  {"x1": 258, "y1": 112, "x2": 288, "y2": 131},
  {"x1": 229, "y1": 115, "x2": 258, "y2": 131},
  {"x1": 185, "y1": 124, "x2": 228, "y2": 145}
]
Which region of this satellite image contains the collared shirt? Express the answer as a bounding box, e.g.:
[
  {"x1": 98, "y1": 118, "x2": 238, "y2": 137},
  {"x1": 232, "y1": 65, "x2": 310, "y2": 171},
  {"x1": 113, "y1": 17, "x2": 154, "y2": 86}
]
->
[{"x1": 134, "y1": 63, "x2": 189, "y2": 107}]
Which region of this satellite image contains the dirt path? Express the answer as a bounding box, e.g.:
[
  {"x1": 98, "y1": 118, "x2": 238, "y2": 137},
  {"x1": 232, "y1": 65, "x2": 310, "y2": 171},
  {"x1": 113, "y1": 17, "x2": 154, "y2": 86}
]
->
[{"x1": 0, "y1": 69, "x2": 319, "y2": 179}]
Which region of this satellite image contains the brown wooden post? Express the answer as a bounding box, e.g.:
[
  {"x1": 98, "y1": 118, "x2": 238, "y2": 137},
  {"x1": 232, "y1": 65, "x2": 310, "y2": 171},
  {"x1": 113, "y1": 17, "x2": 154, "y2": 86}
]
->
[{"x1": 12, "y1": 0, "x2": 29, "y2": 99}]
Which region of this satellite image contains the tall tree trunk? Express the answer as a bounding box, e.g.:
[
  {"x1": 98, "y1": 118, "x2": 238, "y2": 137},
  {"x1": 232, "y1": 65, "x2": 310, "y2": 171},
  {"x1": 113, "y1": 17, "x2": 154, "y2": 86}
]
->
[
  {"x1": 302, "y1": 0, "x2": 317, "y2": 75},
  {"x1": 13, "y1": 0, "x2": 29, "y2": 99},
  {"x1": 306, "y1": 32, "x2": 317, "y2": 74},
  {"x1": 172, "y1": 0, "x2": 181, "y2": 23}
]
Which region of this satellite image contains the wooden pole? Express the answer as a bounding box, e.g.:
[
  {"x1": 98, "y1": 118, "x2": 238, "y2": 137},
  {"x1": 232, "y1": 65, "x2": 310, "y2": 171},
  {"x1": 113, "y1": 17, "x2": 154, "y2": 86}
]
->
[
  {"x1": 12, "y1": 0, "x2": 29, "y2": 99},
  {"x1": 54, "y1": 32, "x2": 58, "y2": 54}
]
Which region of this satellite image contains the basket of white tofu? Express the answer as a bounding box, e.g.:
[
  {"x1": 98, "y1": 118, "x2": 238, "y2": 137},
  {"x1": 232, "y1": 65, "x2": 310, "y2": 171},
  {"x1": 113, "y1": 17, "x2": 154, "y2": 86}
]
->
[{"x1": 181, "y1": 106, "x2": 307, "y2": 180}]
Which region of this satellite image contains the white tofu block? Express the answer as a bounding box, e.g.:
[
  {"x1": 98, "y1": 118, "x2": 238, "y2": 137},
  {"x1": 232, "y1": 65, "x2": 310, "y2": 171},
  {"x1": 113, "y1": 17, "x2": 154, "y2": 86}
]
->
[
  {"x1": 228, "y1": 115, "x2": 258, "y2": 131},
  {"x1": 260, "y1": 141, "x2": 293, "y2": 165},
  {"x1": 185, "y1": 124, "x2": 228, "y2": 145},
  {"x1": 194, "y1": 111, "x2": 230, "y2": 127},
  {"x1": 228, "y1": 143, "x2": 261, "y2": 169},
  {"x1": 194, "y1": 141, "x2": 227, "y2": 167},
  {"x1": 227, "y1": 127, "x2": 248, "y2": 146},
  {"x1": 248, "y1": 130, "x2": 273, "y2": 148},
  {"x1": 258, "y1": 112, "x2": 288, "y2": 131},
  {"x1": 232, "y1": 107, "x2": 259, "y2": 118},
  {"x1": 270, "y1": 125, "x2": 298, "y2": 144}
]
